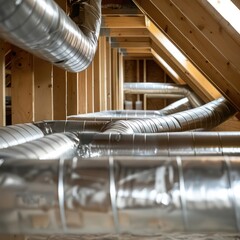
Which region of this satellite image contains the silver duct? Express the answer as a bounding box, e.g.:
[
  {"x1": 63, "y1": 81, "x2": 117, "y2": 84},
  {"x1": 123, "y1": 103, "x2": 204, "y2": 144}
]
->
[
  {"x1": 34, "y1": 120, "x2": 107, "y2": 135},
  {"x1": 0, "y1": 132, "x2": 79, "y2": 160},
  {"x1": 68, "y1": 98, "x2": 192, "y2": 121},
  {"x1": 0, "y1": 156, "x2": 239, "y2": 234},
  {"x1": 103, "y1": 97, "x2": 236, "y2": 133},
  {"x1": 0, "y1": 0, "x2": 101, "y2": 72},
  {"x1": 0, "y1": 123, "x2": 44, "y2": 149},
  {"x1": 78, "y1": 132, "x2": 240, "y2": 158},
  {"x1": 124, "y1": 82, "x2": 202, "y2": 107}
]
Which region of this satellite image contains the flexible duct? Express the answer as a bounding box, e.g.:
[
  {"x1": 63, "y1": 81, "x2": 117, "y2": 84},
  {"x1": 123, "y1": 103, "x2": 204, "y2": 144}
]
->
[
  {"x1": 0, "y1": 123, "x2": 44, "y2": 149},
  {"x1": 78, "y1": 132, "x2": 240, "y2": 158},
  {"x1": 0, "y1": 132, "x2": 79, "y2": 160},
  {"x1": 124, "y1": 82, "x2": 202, "y2": 107},
  {"x1": 68, "y1": 98, "x2": 192, "y2": 121},
  {"x1": 34, "y1": 120, "x2": 108, "y2": 135},
  {"x1": 103, "y1": 97, "x2": 236, "y2": 134},
  {"x1": 0, "y1": 0, "x2": 101, "y2": 72},
  {"x1": 0, "y1": 156, "x2": 239, "y2": 234}
]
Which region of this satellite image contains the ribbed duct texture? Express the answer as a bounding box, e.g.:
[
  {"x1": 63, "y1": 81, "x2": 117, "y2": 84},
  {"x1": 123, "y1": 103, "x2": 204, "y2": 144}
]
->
[
  {"x1": 0, "y1": 156, "x2": 239, "y2": 234},
  {"x1": 0, "y1": 0, "x2": 101, "y2": 72}
]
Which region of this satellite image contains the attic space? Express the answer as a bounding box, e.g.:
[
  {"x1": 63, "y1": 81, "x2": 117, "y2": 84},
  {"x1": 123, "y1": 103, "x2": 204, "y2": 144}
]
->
[{"x1": 0, "y1": 0, "x2": 240, "y2": 239}]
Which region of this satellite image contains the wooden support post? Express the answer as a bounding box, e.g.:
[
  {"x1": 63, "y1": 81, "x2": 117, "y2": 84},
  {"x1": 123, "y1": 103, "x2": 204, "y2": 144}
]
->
[
  {"x1": 136, "y1": 59, "x2": 140, "y2": 102},
  {"x1": 34, "y1": 57, "x2": 53, "y2": 121},
  {"x1": 106, "y1": 37, "x2": 112, "y2": 110},
  {"x1": 53, "y1": 67, "x2": 67, "y2": 120},
  {"x1": 11, "y1": 47, "x2": 34, "y2": 124},
  {"x1": 67, "y1": 72, "x2": 78, "y2": 116},
  {"x1": 118, "y1": 51, "x2": 124, "y2": 110},
  {"x1": 112, "y1": 48, "x2": 119, "y2": 110},
  {"x1": 94, "y1": 42, "x2": 101, "y2": 112},
  {"x1": 87, "y1": 62, "x2": 94, "y2": 113},
  {"x1": 94, "y1": 36, "x2": 108, "y2": 112},
  {"x1": 78, "y1": 69, "x2": 87, "y2": 114},
  {"x1": 0, "y1": 40, "x2": 5, "y2": 126}
]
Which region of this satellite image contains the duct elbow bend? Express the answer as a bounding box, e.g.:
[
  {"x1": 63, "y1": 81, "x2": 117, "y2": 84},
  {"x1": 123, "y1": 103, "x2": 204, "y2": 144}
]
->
[{"x1": 0, "y1": 0, "x2": 102, "y2": 73}]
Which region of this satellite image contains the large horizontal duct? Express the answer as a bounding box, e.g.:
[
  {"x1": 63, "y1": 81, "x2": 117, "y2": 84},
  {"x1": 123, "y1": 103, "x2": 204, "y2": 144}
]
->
[
  {"x1": 124, "y1": 82, "x2": 203, "y2": 107},
  {"x1": 0, "y1": 0, "x2": 101, "y2": 72},
  {"x1": 78, "y1": 132, "x2": 240, "y2": 158},
  {"x1": 0, "y1": 132, "x2": 79, "y2": 160},
  {"x1": 68, "y1": 98, "x2": 192, "y2": 121},
  {"x1": 0, "y1": 156, "x2": 239, "y2": 234},
  {"x1": 103, "y1": 97, "x2": 236, "y2": 133},
  {"x1": 0, "y1": 123, "x2": 44, "y2": 149}
]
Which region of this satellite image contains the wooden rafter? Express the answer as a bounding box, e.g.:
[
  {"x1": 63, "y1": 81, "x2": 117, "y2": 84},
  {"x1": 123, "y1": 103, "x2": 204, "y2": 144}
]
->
[{"x1": 133, "y1": 0, "x2": 240, "y2": 111}]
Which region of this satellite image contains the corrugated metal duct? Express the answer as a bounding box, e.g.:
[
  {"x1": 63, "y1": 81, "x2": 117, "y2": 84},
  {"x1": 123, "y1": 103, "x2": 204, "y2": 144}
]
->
[
  {"x1": 103, "y1": 97, "x2": 236, "y2": 133},
  {"x1": 124, "y1": 82, "x2": 203, "y2": 107},
  {"x1": 0, "y1": 0, "x2": 101, "y2": 72},
  {"x1": 0, "y1": 156, "x2": 239, "y2": 234},
  {"x1": 68, "y1": 98, "x2": 192, "y2": 121},
  {"x1": 78, "y1": 132, "x2": 240, "y2": 157}
]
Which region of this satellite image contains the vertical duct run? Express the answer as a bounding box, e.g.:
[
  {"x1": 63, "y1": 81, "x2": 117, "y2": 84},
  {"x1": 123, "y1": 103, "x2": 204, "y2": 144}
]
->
[
  {"x1": 0, "y1": 156, "x2": 239, "y2": 234},
  {"x1": 0, "y1": 0, "x2": 101, "y2": 72}
]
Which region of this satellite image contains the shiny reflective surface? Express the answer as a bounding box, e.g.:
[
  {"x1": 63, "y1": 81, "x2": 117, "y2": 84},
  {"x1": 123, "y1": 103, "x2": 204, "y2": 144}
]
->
[
  {"x1": 0, "y1": 156, "x2": 239, "y2": 234},
  {"x1": 0, "y1": 132, "x2": 79, "y2": 160},
  {"x1": 102, "y1": 98, "x2": 236, "y2": 133},
  {"x1": 68, "y1": 98, "x2": 192, "y2": 121},
  {"x1": 0, "y1": 0, "x2": 101, "y2": 72},
  {"x1": 124, "y1": 83, "x2": 202, "y2": 107},
  {"x1": 78, "y1": 132, "x2": 240, "y2": 158},
  {"x1": 0, "y1": 123, "x2": 44, "y2": 149}
]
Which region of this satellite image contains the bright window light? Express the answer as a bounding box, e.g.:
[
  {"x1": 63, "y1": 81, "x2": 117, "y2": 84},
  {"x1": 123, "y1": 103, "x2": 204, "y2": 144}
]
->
[{"x1": 207, "y1": 0, "x2": 240, "y2": 34}]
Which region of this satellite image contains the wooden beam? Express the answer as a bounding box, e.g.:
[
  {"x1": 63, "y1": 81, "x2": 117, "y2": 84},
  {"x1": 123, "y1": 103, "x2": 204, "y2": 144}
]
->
[
  {"x1": 11, "y1": 48, "x2": 34, "y2": 124},
  {"x1": 111, "y1": 41, "x2": 150, "y2": 48},
  {"x1": 119, "y1": 52, "x2": 124, "y2": 110},
  {"x1": 106, "y1": 38, "x2": 112, "y2": 110},
  {"x1": 101, "y1": 28, "x2": 149, "y2": 37},
  {"x1": 150, "y1": 29, "x2": 220, "y2": 101},
  {"x1": 78, "y1": 69, "x2": 87, "y2": 114},
  {"x1": 0, "y1": 40, "x2": 5, "y2": 126},
  {"x1": 53, "y1": 67, "x2": 67, "y2": 120},
  {"x1": 151, "y1": 50, "x2": 185, "y2": 85},
  {"x1": 172, "y1": 0, "x2": 240, "y2": 73},
  {"x1": 67, "y1": 72, "x2": 78, "y2": 115},
  {"x1": 87, "y1": 62, "x2": 94, "y2": 113},
  {"x1": 34, "y1": 57, "x2": 53, "y2": 121},
  {"x1": 135, "y1": 0, "x2": 240, "y2": 109},
  {"x1": 101, "y1": 16, "x2": 146, "y2": 28},
  {"x1": 112, "y1": 48, "x2": 119, "y2": 109}
]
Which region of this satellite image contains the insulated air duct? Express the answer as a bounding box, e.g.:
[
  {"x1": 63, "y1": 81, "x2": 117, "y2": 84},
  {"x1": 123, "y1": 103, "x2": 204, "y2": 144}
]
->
[
  {"x1": 0, "y1": 0, "x2": 101, "y2": 72},
  {"x1": 68, "y1": 98, "x2": 192, "y2": 121},
  {"x1": 78, "y1": 132, "x2": 240, "y2": 157},
  {"x1": 124, "y1": 82, "x2": 202, "y2": 107},
  {"x1": 0, "y1": 156, "x2": 239, "y2": 234},
  {"x1": 103, "y1": 97, "x2": 236, "y2": 133}
]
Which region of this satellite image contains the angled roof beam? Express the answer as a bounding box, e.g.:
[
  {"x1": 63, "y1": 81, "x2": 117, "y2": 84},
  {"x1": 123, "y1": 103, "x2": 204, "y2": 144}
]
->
[
  {"x1": 149, "y1": 24, "x2": 220, "y2": 101},
  {"x1": 133, "y1": 0, "x2": 240, "y2": 111}
]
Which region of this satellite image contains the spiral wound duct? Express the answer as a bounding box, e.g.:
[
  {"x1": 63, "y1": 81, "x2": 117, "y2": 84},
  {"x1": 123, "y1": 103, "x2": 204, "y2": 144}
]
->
[
  {"x1": 103, "y1": 97, "x2": 236, "y2": 134},
  {"x1": 0, "y1": 123, "x2": 44, "y2": 149},
  {"x1": 68, "y1": 98, "x2": 192, "y2": 121},
  {"x1": 124, "y1": 82, "x2": 203, "y2": 107},
  {"x1": 0, "y1": 0, "x2": 101, "y2": 72},
  {"x1": 0, "y1": 156, "x2": 239, "y2": 234},
  {"x1": 78, "y1": 132, "x2": 240, "y2": 158}
]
